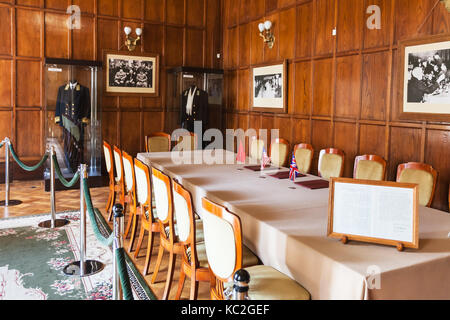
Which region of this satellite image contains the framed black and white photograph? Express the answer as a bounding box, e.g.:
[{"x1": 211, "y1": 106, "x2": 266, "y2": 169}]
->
[
  {"x1": 251, "y1": 61, "x2": 287, "y2": 113},
  {"x1": 399, "y1": 35, "x2": 450, "y2": 122},
  {"x1": 103, "y1": 51, "x2": 159, "y2": 96}
]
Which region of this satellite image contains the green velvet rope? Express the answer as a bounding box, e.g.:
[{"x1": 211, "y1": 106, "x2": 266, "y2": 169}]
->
[
  {"x1": 0, "y1": 142, "x2": 4, "y2": 149},
  {"x1": 82, "y1": 177, "x2": 114, "y2": 247},
  {"x1": 52, "y1": 154, "x2": 80, "y2": 188},
  {"x1": 115, "y1": 248, "x2": 134, "y2": 301},
  {"x1": 8, "y1": 143, "x2": 48, "y2": 172}
]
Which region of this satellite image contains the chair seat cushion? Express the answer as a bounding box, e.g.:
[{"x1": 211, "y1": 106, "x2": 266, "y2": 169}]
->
[
  {"x1": 195, "y1": 243, "x2": 260, "y2": 269},
  {"x1": 225, "y1": 265, "x2": 310, "y2": 300}
]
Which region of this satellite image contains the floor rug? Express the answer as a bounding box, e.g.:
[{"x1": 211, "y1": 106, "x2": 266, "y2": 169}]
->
[{"x1": 0, "y1": 211, "x2": 156, "y2": 300}]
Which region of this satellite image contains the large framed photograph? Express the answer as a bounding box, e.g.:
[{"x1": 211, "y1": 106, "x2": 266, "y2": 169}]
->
[
  {"x1": 398, "y1": 35, "x2": 450, "y2": 122},
  {"x1": 103, "y1": 51, "x2": 159, "y2": 96},
  {"x1": 251, "y1": 61, "x2": 287, "y2": 113}
]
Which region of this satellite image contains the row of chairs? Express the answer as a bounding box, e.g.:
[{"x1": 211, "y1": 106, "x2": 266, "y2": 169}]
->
[
  {"x1": 250, "y1": 137, "x2": 437, "y2": 207},
  {"x1": 145, "y1": 132, "x2": 438, "y2": 208},
  {"x1": 103, "y1": 140, "x2": 311, "y2": 300}
]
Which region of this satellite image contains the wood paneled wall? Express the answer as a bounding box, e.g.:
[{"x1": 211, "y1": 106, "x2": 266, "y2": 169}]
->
[
  {"x1": 222, "y1": 0, "x2": 450, "y2": 211},
  {"x1": 0, "y1": 0, "x2": 222, "y2": 180}
]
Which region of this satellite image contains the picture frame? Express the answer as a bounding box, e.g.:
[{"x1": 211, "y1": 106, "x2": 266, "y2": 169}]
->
[
  {"x1": 251, "y1": 61, "x2": 287, "y2": 113},
  {"x1": 328, "y1": 178, "x2": 419, "y2": 251},
  {"x1": 103, "y1": 50, "x2": 159, "y2": 97},
  {"x1": 398, "y1": 34, "x2": 450, "y2": 122}
]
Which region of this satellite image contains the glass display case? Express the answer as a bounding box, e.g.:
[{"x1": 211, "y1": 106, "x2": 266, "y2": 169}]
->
[
  {"x1": 44, "y1": 58, "x2": 102, "y2": 188},
  {"x1": 166, "y1": 67, "x2": 224, "y2": 139}
]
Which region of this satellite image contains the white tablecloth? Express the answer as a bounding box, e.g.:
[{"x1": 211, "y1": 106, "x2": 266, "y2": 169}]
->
[{"x1": 137, "y1": 150, "x2": 450, "y2": 300}]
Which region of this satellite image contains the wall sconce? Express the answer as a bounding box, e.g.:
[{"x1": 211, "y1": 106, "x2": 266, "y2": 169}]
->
[
  {"x1": 258, "y1": 20, "x2": 275, "y2": 49},
  {"x1": 124, "y1": 26, "x2": 142, "y2": 51}
]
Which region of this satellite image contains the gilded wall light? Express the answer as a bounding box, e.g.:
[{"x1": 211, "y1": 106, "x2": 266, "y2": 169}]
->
[
  {"x1": 258, "y1": 21, "x2": 275, "y2": 49},
  {"x1": 124, "y1": 26, "x2": 142, "y2": 51}
]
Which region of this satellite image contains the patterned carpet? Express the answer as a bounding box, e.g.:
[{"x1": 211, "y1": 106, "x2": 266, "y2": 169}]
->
[{"x1": 0, "y1": 211, "x2": 156, "y2": 300}]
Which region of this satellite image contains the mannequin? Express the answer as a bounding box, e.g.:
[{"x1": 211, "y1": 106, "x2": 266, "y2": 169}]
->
[
  {"x1": 180, "y1": 85, "x2": 208, "y2": 134},
  {"x1": 55, "y1": 79, "x2": 90, "y2": 173}
]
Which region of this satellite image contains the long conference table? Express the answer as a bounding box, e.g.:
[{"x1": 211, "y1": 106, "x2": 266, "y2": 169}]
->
[{"x1": 137, "y1": 149, "x2": 450, "y2": 300}]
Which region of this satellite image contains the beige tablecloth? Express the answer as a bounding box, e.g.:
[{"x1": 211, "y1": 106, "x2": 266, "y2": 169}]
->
[{"x1": 137, "y1": 150, "x2": 450, "y2": 300}]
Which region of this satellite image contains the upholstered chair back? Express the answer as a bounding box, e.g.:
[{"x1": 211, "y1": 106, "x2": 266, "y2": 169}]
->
[
  {"x1": 250, "y1": 138, "x2": 264, "y2": 160},
  {"x1": 201, "y1": 198, "x2": 240, "y2": 283},
  {"x1": 318, "y1": 149, "x2": 344, "y2": 180},
  {"x1": 354, "y1": 155, "x2": 386, "y2": 181},
  {"x1": 122, "y1": 152, "x2": 134, "y2": 193},
  {"x1": 134, "y1": 162, "x2": 149, "y2": 207},
  {"x1": 294, "y1": 144, "x2": 314, "y2": 174},
  {"x1": 270, "y1": 139, "x2": 289, "y2": 167},
  {"x1": 146, "y1": 133, "x2": 171, "y2": 153},
  {"x1": 151, "y1": 167, "x2": 171, "y2": 223},
  {"x1": 397, "y1": 162, "x2": 437, "y2": 207},
  {"x1": 113, "y1": 146, "x2": 123, "y2": 181},
  {"x1": 103, "y1": 142, "x2": 113, "y2": 174},
  {"x1": 173, "y1": 184, "x2": 191, "y2": 243}
]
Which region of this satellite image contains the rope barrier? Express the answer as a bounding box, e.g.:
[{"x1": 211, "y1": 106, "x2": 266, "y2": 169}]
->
[
  {"x1": 82, "y1": 177, "x2": 114, "y2": 247},
  {"x1": 115, "y1": 247, "x2": 134, "y2": 300},
  {"x1": 52, "y1": 154, "x2": 80, "y2": 188},
  {"x1": 0, "y1": 141, "x2": 4, "y2": 149},
  {"x1": 8, "y1": 143, "x2": 48, "y2": 172}
]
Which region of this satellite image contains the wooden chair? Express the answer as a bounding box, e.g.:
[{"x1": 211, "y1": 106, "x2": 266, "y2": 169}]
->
[
  {"x1": 103, "y1": 141, "x2": 119, "y2": 221},
  {"x1": 318, "y1": 148, "x2": 345, "y2": 180},
  {"x1": 172, "y1": 180, "x2": 210, "y2": 300},
  {"x1": 133, "y1": 158, "x2": 160, "y2": 275},
  {"x1": 112, "y1": 146, "x2": 126, "y2": 220},
  {"x1": 145, "y1": 132, "x2": 171, "y2": 153},
  {"x1": 293, "y1": 143, "x2": 314, "y2": 174},
  {"x1": 249, "y1": 136, "x2": 265, "y2": 161},
  {"x1": 396, "y1": 162, "x2": 437, "y2": 207},
  {"x1": 150, "y1": 167, "x2": 187, "y2": 300},
  {"x1": 175, "y1": 132, "x2": 197, "y2": 151},
  {"x1": 201, "y1": 198, "x2": 310, "y2": 300},
  {"x1": 121, "y1": 151, "x2": 138, "y2": 252},
  {"x1": 270, "y1": 138, "x2": 289, "y2": 167},
  {"x1": 353, "y1": 155, "x2": 386, "y2": 181}
]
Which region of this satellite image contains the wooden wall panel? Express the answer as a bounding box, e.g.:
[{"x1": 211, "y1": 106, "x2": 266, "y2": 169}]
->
[
  {"x1": 45, "y1": 12, "x2": 69, "y2": 59},
  {"x1": 361, "y1": 51, "x2": 388, "y2": 120},
  {"x1": 16, "y1": 60, "x2": 40, "y2": 107},
  {"x1": 335, "y1": 55, "x2": 361, "y2": 119},
  {"x1": 0, "y1": 6, "x2": 12, "y2": 56},
  {"x1": 145, "y1": 0, "x2": 164, "y2": 22},
  {"x1": 337, "y1": 0, "x2": 362, "y2": 53},
  {"x1": 296, "y1": 3, "x2": 312, "y2": 58},
  {"x1": 426, "y1": 130, "x2": 450, "y2": 211},
  {"x1": 314, "y1": 0, "x2": 335, "y2": 56},
  {"x1": 312, "y1": 58, "x2": 333, "y2": 116},
  {"x1": 16, "y1": 8, "x2": 41, "y2": 58},
  {"x1": 0, "y1": 60, "x2": 12, "y2": 107},
  {"x1": 223, "y1": 0, "x2": 450, "y2": 211}
]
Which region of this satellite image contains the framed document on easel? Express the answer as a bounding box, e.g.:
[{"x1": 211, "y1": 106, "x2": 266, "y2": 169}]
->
[{"x1": 328, "y1": 178, "x2": 419, "y2": 251}]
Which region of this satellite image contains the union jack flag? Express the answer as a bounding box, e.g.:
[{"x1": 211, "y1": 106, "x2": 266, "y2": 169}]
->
[
  {"x1": 289, "y1": 153, "x2": 300, "y2": 181},
  {"x1": 260, "y1": 147, "x2": 271, "y2": 170}
]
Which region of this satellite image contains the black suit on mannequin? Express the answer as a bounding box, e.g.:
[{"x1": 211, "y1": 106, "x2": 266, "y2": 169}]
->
[
  {"x1": 180, "y1": 86, "x2": 208, "y2": 134},
  {"x1": 55, "y1": 82, "x2": 90, "y2": 173}
]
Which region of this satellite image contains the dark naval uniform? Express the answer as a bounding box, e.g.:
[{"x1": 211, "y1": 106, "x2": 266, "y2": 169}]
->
[
  {"x1": 55, "y1": 82, "x2": 90, "y2": 173},
  {"x1": 180, "y1": 86, "x2": 208, "y2": 134}
]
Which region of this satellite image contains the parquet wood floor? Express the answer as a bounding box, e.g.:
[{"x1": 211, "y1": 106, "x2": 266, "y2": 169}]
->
[{"x1": 0, "y1": 180, "x2": 210, "y2": 300}]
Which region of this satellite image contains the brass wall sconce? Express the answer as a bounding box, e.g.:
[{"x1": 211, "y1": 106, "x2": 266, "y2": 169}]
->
[
  {"x1": 124, "y1": 26, "x2": 142, "y2": 51},
  {"x1": 258, "y1": 20, "x2": 275, "y2": 49}
]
